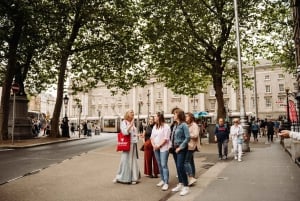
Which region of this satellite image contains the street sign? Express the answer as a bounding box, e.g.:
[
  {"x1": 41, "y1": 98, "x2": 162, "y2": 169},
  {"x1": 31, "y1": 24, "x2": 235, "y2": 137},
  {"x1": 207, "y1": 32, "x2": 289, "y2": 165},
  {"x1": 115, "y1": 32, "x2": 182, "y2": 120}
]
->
[{"x1": 11, "y1": 83, "x2": 20, "y2": 94}]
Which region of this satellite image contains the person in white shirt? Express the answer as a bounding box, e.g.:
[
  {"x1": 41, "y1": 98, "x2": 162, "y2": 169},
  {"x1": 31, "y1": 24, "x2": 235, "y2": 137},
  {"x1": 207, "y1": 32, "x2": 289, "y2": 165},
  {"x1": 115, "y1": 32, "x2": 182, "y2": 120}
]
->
[
  {"x1": 279, "y1": 130, "x2": 300, "y2": 140},
  {"x1": 151, "y1": 112, "x2": 171, "y2": 191},
  {"x1": 230, "y1": 118, "x2": 244, "y2": 162}
]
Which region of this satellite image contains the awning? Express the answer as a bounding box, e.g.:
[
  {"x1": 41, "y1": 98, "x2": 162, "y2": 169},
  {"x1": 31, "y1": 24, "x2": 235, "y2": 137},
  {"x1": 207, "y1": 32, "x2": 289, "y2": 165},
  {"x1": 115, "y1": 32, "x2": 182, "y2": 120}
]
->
[{"x1": 193, "y1": 111, "x2": 209, "y2": 118}]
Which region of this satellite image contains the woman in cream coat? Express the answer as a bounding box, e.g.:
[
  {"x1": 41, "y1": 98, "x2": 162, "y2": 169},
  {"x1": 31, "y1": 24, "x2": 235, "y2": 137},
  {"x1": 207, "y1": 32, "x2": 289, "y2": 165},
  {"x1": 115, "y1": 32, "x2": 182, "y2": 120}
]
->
[{"x1": 113, "y1": 109, "x2": 141, "y2": 184}]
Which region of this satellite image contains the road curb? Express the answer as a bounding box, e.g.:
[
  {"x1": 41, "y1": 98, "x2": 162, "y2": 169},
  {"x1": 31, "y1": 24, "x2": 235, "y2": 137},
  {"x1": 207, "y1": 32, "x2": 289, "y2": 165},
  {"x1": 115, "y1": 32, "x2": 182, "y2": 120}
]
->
[{"x1": 0, "y1": 137, "x2": 87, "y2": 149}]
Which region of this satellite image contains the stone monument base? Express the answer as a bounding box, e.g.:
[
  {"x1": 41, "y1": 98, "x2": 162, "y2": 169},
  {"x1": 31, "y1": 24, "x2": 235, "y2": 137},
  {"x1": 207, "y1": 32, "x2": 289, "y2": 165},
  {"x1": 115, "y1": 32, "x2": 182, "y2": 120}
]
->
[{"x1": 8, "y1": 95, "x2": 33, "y2": 139}]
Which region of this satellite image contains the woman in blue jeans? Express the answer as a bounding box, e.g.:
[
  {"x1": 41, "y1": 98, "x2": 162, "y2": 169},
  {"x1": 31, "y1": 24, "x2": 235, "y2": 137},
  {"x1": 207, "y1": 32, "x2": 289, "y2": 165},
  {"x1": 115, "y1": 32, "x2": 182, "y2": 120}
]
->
[
  {"x1": 171, "y1": 108, "x2": 190, "y2": 196},
  {"x1": 184, "y1": 112, "x2": 200, "y2": 186},
  {"x1": 151, "y1": 112, "x2": 171, "y2": 191}
]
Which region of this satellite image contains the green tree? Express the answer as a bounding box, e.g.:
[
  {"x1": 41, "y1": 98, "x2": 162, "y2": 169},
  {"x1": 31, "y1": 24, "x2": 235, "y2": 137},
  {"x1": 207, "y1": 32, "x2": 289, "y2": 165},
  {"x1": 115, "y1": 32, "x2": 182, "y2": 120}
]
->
[
  {"x1": 42, "y1": 0, "x2": 146, "y2": 137},
  {"x1": 0, "y1": 0, "x2": 56, "y2": 140},
  {"x1": 139, "y1": 0, "x2": 293, "y2": 119},
  {"x1": 0, "y1": 0, "x2": 146, "y2": 140}
]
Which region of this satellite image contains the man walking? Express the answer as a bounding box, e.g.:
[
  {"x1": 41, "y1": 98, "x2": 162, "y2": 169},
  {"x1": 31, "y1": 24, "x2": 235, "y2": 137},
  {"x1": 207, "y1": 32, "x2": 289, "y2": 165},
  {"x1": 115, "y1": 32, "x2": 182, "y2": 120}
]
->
[{"x1": 214, "y1": 118, "x2": 230, "y2": 160}]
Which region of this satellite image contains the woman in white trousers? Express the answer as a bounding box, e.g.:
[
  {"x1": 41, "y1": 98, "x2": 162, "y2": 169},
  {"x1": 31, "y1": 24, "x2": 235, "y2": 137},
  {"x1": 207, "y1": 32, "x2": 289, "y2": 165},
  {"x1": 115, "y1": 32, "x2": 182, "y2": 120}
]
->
[{"x1": 230, "y1": 118, "x2": 243, "y2": 162}]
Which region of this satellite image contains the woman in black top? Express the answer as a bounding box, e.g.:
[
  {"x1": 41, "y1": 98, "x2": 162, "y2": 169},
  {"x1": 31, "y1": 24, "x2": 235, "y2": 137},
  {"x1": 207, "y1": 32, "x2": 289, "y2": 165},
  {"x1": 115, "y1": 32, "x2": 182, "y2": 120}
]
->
[{"x1": 141, "y1": 116, "x2": 159, "y2": 178}]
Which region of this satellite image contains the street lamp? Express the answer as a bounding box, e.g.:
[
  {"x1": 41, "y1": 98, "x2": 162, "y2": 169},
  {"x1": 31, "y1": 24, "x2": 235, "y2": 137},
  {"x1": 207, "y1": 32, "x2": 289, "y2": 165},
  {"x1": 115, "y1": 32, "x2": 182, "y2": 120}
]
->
[
  {"x1": 62, "y1": 94, "x2": 69, "y2": 137},
  {"x1": 78, "y1": 103, "x2": 82, "y2": 138},
  {"x1": 63, "y1": 94, "x2": 69, "y2": 118},
  {"x1": 147, "y1": 90, "x2": 150, "y2": 122},
  {"x1": 234, "y1": 0, "x2": 250, "y2": 152},
  {"x1": 137, "y1": 99, "x2": 143, "y2": 134},
  {"x1": 97, "y1": 109, "x2": 101, "y2": 134},
  {"x1": 286, "y1": 88, "x2": 291, "y2": 126}
]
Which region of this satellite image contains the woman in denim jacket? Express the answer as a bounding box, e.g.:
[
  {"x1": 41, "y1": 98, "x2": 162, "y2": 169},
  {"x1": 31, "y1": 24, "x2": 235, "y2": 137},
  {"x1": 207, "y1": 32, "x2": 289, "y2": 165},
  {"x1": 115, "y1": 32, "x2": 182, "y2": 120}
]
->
[{"x1": 171, "y1": 108, "x2": 190, "y2": 196}]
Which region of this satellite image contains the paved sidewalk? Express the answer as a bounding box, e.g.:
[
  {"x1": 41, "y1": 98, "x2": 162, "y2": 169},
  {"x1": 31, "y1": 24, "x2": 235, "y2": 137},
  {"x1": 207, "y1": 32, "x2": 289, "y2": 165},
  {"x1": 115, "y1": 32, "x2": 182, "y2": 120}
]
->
[
  {"x1": 0, "y1": 137, "x2": 299, "y2": 201},
  {"x1": 180, "y1": 140, "x2": 300, "y2": 201}
]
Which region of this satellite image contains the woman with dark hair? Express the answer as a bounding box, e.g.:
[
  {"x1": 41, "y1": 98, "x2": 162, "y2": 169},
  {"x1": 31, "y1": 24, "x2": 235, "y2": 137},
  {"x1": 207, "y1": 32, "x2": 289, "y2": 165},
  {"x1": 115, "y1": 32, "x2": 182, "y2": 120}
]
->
[
  {"x1": 171, "y1": 108, "x2": 190, "y2": 196},
  {"x1": 141, "y1": 116, "x2": 159, "y2": 178},
  {"x1": 185, "y1": 112, "x2": 200, "y2": 186},
  {"x1": 151, "y1": 112, "x2": 171, "y2": 191}
]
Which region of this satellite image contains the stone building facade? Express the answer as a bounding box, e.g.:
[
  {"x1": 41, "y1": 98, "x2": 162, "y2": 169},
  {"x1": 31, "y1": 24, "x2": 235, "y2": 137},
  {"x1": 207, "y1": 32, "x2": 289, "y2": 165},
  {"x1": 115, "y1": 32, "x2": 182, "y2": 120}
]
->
[{"x1": 64, "y1": 60, "x2": 297, "y2": 123}]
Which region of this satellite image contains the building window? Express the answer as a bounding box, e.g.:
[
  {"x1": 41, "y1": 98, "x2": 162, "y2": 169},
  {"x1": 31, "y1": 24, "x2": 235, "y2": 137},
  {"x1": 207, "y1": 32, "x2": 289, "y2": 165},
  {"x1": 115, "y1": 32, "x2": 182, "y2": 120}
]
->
[
  {"x1": 276, "y1": 96, "x2": 285, "y2": 107},
  {"x1": 209, "y1": 89, "x2": 215, "y2": 96},
  {"x1": 265, "y1": 85, "x2": 271, "y2": 93},
  {"x1": 265, "y1": 97, "x2": 272, "y2": 108},
  {"x1": 264, "y1": 75, "x2": 270, "y2": 80},
  {"x1": 210, "y1": 101, "x2": 215, "y2": 110},
  {"x1": 278, "y1": 74, "x2": 284, "y2": 79},
  {"x1": 278, "y1": 84, "x2": 284, "y2": 92},
  {"x1": 293, "y1": 83, "x2": 298, "y2": 91},
  {"x1": 223, "y1": 87, "x2": 227, "y2": 95}
]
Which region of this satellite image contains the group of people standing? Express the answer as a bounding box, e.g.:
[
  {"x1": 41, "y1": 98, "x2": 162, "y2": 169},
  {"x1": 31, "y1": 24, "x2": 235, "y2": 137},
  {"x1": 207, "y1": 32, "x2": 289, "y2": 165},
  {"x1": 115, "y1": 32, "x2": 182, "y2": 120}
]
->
[
  {"x1": 113, "y1": 108, "x2": 200, "y2": 196},
  {"x1": 214, "y1": 117, "x2": 245, "y2": 162},
  {"x1": 214, "y1": 117, "x2": 284, "y2": 163},
  {"x1": 251, "y1": 119, "x2": 280, "y2": 143}
]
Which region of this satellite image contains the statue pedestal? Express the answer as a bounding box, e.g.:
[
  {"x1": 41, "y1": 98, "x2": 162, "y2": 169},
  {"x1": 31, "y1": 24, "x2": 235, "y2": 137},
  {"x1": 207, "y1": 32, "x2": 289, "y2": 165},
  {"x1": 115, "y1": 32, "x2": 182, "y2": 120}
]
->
[{"x1": 8, "y1": 96, "x2": 33, "y2": 139}]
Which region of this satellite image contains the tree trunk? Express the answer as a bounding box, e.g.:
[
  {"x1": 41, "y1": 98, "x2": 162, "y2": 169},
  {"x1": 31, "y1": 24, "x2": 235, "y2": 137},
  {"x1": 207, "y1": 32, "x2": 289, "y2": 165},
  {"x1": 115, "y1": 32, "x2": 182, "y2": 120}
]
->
[
  {"x1": 212, "y1": 62, "x2": 226, "y2": 121},
  {"x1": 50, "y1": 54, "x2": 68, "y2": 138},
  {"x1": 50, "y1": 4, "x2": 83, "y2": 137},
  {"x1": 0, "y1": 15, "x2": 24, "y2": 141}
]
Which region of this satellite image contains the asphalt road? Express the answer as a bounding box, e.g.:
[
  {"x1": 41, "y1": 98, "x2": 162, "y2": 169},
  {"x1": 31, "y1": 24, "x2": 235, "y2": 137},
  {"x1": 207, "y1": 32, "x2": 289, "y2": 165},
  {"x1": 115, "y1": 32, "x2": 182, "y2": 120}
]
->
[{"x1": 0, "y1": 133, "x2": 116, "y2": 185}]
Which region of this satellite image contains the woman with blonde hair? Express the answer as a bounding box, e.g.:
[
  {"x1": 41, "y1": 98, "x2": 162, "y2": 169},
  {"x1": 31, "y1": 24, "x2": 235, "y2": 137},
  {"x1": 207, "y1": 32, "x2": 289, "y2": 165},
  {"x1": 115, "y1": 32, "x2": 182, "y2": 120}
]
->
[
  {"x1": 230, "y1": 118, "x2": 243, "y2": 162},
  {"x1": 113, "y1": 109, "x2": 141, "y2": 184}
]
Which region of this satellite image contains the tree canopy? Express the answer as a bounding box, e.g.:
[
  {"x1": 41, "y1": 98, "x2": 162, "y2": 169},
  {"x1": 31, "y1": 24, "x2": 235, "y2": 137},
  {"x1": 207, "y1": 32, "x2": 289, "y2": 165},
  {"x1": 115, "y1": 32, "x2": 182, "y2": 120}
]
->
[
  {"x1": 138, "y1": 0, "x2": 294, "y2": 119},
  {"x1": 0, "y1": 0, "x2": 295, "y2": 140}
]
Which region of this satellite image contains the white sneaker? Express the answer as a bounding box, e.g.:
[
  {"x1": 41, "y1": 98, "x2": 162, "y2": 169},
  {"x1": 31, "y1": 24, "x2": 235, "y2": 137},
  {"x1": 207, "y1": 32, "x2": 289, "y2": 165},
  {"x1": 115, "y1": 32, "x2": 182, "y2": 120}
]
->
[
  {"x1": 180, "y1": 186, "x2": 190, "y2": 196},
  {"x1": 112, "y1": 178, "x2": 117, "y2": 183},
  {"x1": 161, "y1": 184, "x2": 169, "y2": 191},
  {"x1": 234, "y1": 156, "x2": 238, "y2": 160},
  {"x1": 238, "y1": 158, "x2": 242, "y2": 162},
  {"x1": 188, "y1": 177, "x2": 197, "y2": 186},
  {"x1": 172, "y1": 183, "x2": 183, "y2": 192},
  {"x1": 156, "y1": 180, "x2": 164, "y2": 187}
]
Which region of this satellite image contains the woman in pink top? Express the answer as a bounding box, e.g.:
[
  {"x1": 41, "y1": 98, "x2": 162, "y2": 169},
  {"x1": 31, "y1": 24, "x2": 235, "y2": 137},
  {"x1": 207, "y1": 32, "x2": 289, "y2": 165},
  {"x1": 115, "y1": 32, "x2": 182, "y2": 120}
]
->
[{"x1": 151, "y1": 112, "x2": 171, "y2": 191}]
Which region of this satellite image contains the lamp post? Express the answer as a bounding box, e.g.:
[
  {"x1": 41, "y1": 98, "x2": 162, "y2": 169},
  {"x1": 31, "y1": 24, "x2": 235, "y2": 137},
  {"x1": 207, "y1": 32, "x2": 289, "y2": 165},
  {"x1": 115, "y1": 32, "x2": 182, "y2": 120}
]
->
[
  {"x1": 97, "y1": 109, "x2": 101, "y2": 135},
  {"x1": 63, "y1": 94, "x2": 69, "y2": 118},
  {"x1": 285, "y1": 88, "x2": 291, "y2": 130},
  {"x1": 234, "y1": 0, "x2": 249, "y2": 152},
  {"x1": 137, "y1": 99, "x2": 143, "y2": 134},
  {"x1": 61, "y1": 94, "x2": 70, "y2": 137},
  {"x1": 147, "y1": 90, "x2": 150, "y2": 122},
  {"x1": 78, "y1": 103, "x2": 82, "y2": 138},
  {"x1": 286, "y1": 88, "x2": 291, "y2": 125}
]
